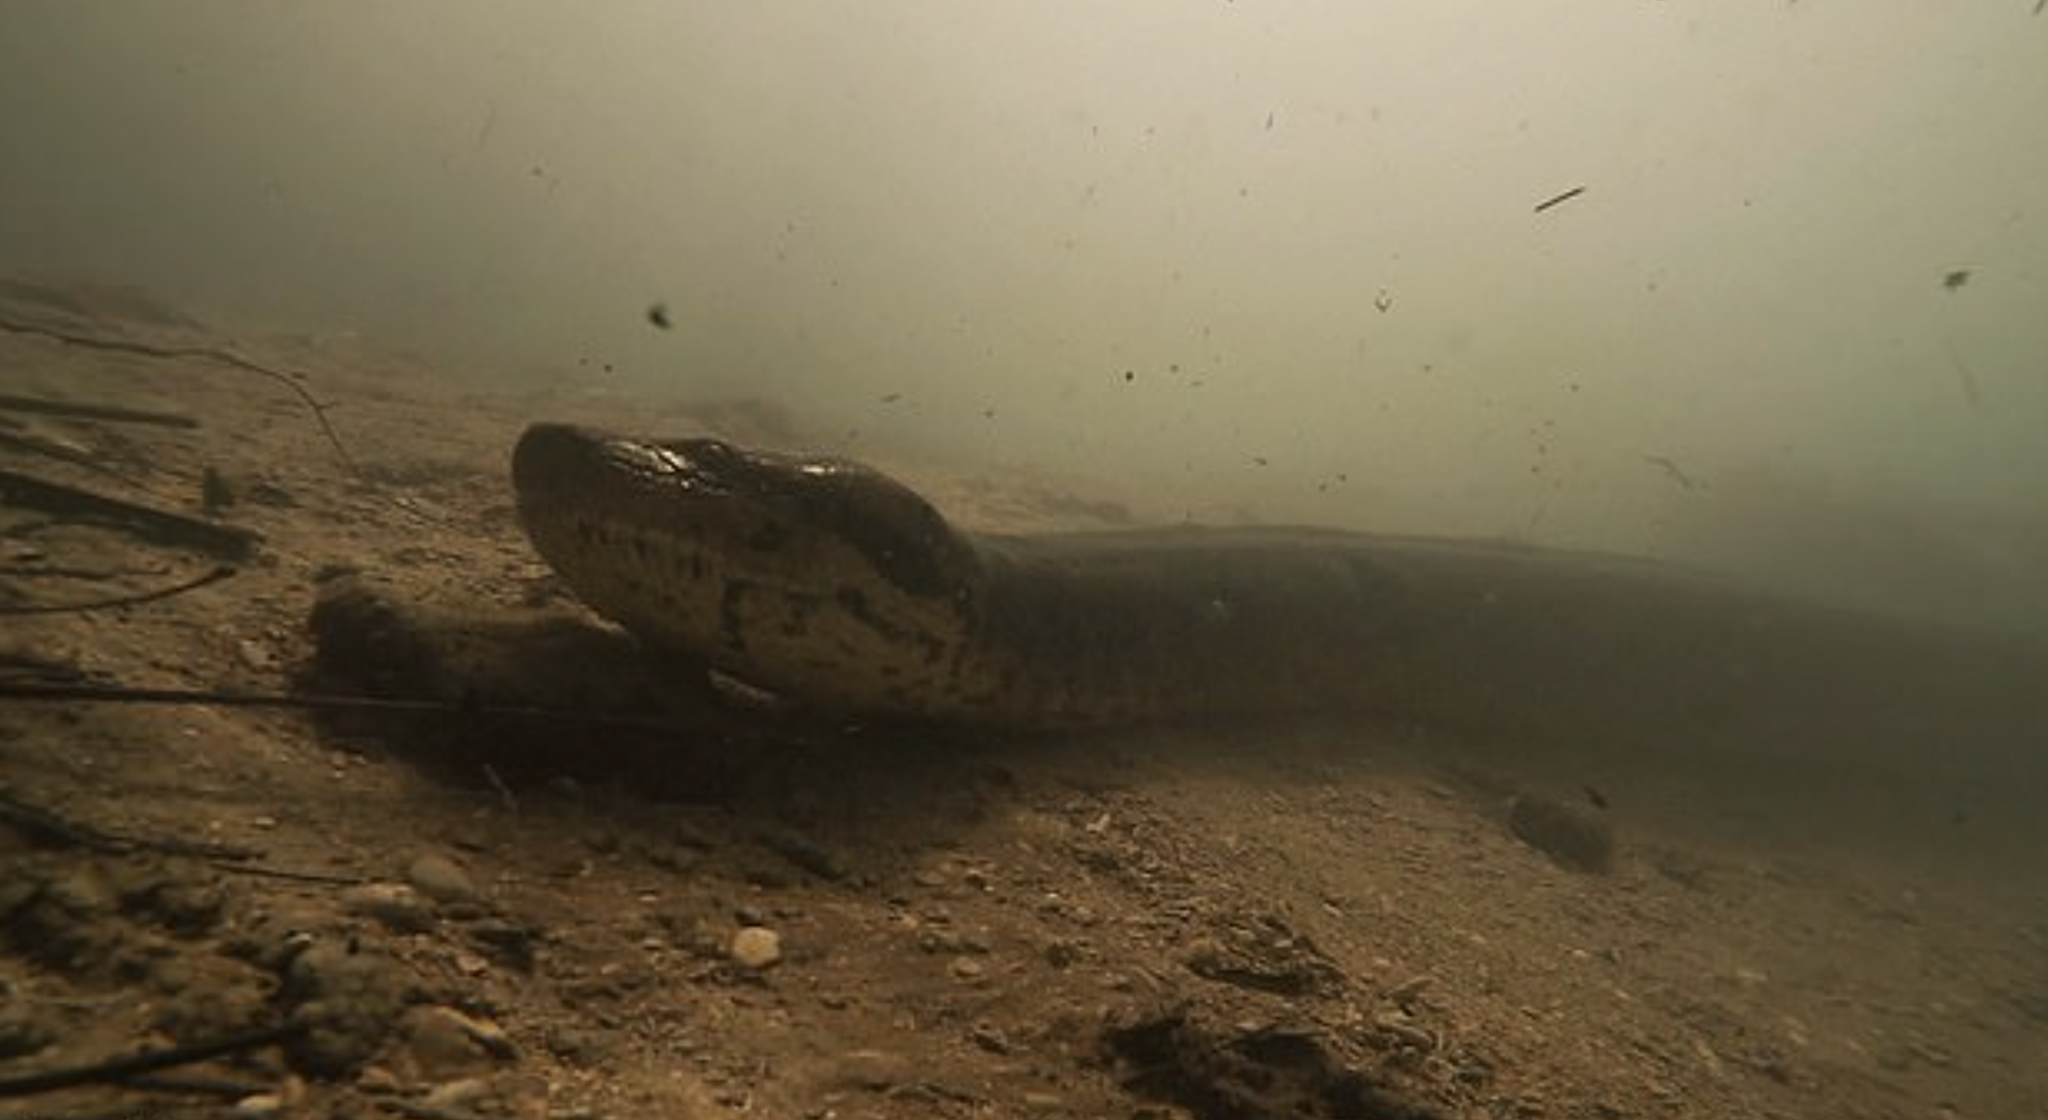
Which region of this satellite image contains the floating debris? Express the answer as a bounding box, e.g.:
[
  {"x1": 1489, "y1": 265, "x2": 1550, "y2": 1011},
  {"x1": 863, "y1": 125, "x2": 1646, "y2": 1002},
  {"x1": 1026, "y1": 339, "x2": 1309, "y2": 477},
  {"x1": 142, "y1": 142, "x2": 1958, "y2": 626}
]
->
[
  {"x1": 1941, "y1": 268, "x2": 1972, "y2": 292},
  {"x1": 1642, "y1": 454, "x2": 1698, "y2": 491},
  {"x1": 646, "y1": 303, "x2": 672, "y2": 330},
  {"x1": 1943, "y1": 341, "x2": 1984, "y2": 411},
  {"x1": 1533, "y1": 185, "x2": 1587, "y2": 214}
]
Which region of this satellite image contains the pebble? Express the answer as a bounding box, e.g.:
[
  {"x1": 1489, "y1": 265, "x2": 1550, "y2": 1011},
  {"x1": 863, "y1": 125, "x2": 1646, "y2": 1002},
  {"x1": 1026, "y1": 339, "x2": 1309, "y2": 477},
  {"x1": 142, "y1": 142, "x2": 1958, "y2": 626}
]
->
[
  {"x1": 403, "y1": 1005, "x2": 517, "y2": 1080},
  {"x1": 0, "y1": 1007, "x2": 55, "y2": 1059},
  {"x1": 466, "y1": 918, "x2": 539, "y2": 970},
  {"x1": 831, "y1": 1048, "x2": 911, "y2": 1091},
  {"x1": 234, "y1": 1092, "x2": 286, "y2": 1116},
  {"x1": 730, "y1": 926, "x2": 782, "y2": 970},
  {"x1": 407, "y1": 853, "x2": 481, "y2": 904},
  {"x1": 283, "y1": 943, "x2": 410, "y2": 1076},
  {"x1": 355, "y1": 1065, "x2": 402, "y2": 1095},
  {"x1": 340, "y1": 883, "x2": 434, "y2": 933},
  {"x1": 1508, "y1": 794, "x2": 1615, "y2": 872},
  {"x1": 233, "y1": 1076, "x2": 304, "y2": 1116},
  {"x1": 949, "y1": 957, "x2": 987, "y2": 981},
  {"x1": 236, "y1": 638, "x2": 278, "y2": 672},
  {"x1": 422, "y1": 1077, "x2": 493, "y2": 1110}
]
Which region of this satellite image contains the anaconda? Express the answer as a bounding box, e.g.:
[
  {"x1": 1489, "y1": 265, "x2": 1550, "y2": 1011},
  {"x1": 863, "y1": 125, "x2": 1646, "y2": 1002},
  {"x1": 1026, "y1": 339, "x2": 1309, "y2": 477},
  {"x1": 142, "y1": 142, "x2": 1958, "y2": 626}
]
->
[{"x1": 510, "y1": 421, "x2": 1925, "y2": 739}]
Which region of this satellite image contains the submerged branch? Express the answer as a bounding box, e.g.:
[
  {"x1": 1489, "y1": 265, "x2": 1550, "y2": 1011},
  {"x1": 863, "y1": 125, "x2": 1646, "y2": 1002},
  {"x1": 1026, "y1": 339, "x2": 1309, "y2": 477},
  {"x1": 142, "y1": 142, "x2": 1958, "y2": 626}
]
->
[
  {"x1": 0, "y1": 315, "x2": 355, "y2": 472},
  {"x1": 0, "y1": 467, "x2": 261, "y2": 560}
]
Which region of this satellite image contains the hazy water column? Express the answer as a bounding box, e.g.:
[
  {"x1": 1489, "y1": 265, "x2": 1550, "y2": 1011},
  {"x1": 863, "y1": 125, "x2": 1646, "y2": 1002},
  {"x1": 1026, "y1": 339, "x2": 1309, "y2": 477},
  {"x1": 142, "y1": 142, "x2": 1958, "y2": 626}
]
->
[{"x1": 1, "y1": 2, "x2": 2043, "y2": 578}]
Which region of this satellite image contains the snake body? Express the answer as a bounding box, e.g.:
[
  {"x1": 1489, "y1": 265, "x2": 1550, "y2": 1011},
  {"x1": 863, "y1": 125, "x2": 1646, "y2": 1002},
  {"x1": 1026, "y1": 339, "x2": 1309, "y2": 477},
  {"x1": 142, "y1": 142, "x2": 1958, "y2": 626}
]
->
[{"x1": 511, "y1": 422, "x2": 1783, "y2": 733}]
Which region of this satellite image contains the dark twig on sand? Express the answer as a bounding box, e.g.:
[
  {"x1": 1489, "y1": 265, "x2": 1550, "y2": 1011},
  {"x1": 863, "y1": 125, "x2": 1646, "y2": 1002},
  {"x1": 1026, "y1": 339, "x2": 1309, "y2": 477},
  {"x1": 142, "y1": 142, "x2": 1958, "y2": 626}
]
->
[
  {"x1": 0, "y1": 678, "x2": 741, "y2": 736},
  {"x1": 0, "y1": 467, "x2": 261, "y2": 559},
  {"x1": 0, "y1": 1022, "x2": 303, "y2": 1098},
  {"x1": 0, "y1": 428, "x2": 137, "y2": 480},
  {"x1": 0, "y1": 392, "x2": 200, "y2": 428},
  {"x1": 0, "y1": 563, "x2": 238, "y2": 616},
  {"x1": 0, "y1": 784, "x2": 260, "y2": 860},
  {"x1": 112, "y1": 1072, "x2": 274, "y2": 1099},
  {"x1": 382, "y1": 1096, "x2": 518, "y2": 1120},
  {"x1": 0, "y1": 784, "x2": 363, "y2": 885},
  {"x1": 0, "y1": 647, "x2": 86, "y2": 683},
  {"x1": 0, "y1": 315, "x2": 355, "y2": 472}
]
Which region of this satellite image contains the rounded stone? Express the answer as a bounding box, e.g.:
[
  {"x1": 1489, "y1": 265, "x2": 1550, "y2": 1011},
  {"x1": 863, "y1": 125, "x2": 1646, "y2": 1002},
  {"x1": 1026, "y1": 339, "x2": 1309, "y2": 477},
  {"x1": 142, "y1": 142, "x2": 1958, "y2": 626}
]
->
[
  {"x1": 406, "y1": 853, "x2": 480, "y2": 905},
  {"x1": 729, "y1": 926, "x2": 782, "y2": 970}
]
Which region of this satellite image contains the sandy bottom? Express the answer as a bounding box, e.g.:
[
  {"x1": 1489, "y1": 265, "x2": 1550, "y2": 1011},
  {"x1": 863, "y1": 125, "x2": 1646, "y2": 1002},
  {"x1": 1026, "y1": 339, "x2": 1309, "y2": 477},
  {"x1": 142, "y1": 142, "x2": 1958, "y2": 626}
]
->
[{"x1": 2, "y1": 280, "x2": 2044, "y2": 1119}]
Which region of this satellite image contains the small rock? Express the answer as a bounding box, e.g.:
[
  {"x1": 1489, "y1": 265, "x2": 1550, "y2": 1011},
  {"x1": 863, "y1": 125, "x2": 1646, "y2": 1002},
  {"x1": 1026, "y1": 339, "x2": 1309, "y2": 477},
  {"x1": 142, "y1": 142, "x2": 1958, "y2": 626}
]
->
[
  {"x1": 281, "y1": 942, "x2": 411, "y2": 1077},
  {"x1": 495, "y1": 1071, "x2": 554, "y2": 1117},
  {"x1": 1508, "y1": 794, "x2": 1615, "y2": 872},
  {"x1": 0, "y1": 1007, "x2": 56, "y2": 1059},
  {"x1": 730, "y1": 926, "x2": 782, "y2": 970},
  {"x1": 831, "y1": 1049, "x2": 911, "y2": 1092},
  {"x1": 236, "y1": 638, "x2": 277, "y2": 672},
  {"x1": 233, "y1": 1075, "x2": 304, "y2": 1116},
  {"x1": 234, "y1": 1091, "x2": 287, "y2": 1116},
  {"x1": 949, "y1": 957, "x2": 987, "y2": 981},
  {"x1": 407, "y1": 853, "x2": 480, "y2": 905},
  {"x1": 355, "y1": 1065, "x2": 403, "y2": 1095},
  {"x1": 422, "y1": 1076, "x2": 494, "y2": 1110},
  {"x1": 341, "y1": 883, "x2": 434, "y2": 933},
  {"x1": 465, "y1": 918, "x2": 539, "y2": 971},
  {"x1": 402, "y1": 1005, "x2": 515, "y2": 1079},
  {"x1": 541, "y1": 1025, "x2": 608, "y2": 1064},
  {"x1": 968, "y1": 1022, "x2": 1012, "y2": 1053},
  {"x1": 756, "y1": 827, "x2": 849, "y2": 881}
]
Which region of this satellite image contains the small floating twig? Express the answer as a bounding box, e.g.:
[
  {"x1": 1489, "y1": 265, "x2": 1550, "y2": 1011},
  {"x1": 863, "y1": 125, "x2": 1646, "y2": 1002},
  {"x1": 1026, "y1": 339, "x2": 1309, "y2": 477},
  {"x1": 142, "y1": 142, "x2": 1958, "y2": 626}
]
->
[
  {"x1": 1642, "y1": 454, "x2": 1699, "y2": 491},
  {"x1": 1533, "y1": 185, "x2": 1587, "y2": 214},
  {"x1": 1943, "y1": 340, "x2": 1984, "y2": 411}
]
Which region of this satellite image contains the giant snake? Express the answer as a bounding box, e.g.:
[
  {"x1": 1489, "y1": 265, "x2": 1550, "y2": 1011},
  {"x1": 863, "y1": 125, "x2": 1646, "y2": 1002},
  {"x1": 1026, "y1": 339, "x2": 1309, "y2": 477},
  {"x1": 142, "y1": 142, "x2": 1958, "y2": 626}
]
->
[{"x1": 508, "y1": 421, "x2": 1960, "y2": 743}]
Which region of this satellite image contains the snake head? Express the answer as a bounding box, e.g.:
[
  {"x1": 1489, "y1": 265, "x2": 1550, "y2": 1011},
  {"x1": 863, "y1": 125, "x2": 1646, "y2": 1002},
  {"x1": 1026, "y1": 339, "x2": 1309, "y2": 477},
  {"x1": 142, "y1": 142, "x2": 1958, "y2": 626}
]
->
[{"x1": 513, "y1": 423, "x2": 982, "y2": 711}]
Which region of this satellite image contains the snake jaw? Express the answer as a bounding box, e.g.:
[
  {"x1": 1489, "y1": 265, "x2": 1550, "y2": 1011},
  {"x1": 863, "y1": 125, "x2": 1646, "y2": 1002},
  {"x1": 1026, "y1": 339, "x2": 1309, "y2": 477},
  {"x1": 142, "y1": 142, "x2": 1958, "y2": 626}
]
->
[{"x1": 513, "y1": 423, "x2": 984, "y2": 714}]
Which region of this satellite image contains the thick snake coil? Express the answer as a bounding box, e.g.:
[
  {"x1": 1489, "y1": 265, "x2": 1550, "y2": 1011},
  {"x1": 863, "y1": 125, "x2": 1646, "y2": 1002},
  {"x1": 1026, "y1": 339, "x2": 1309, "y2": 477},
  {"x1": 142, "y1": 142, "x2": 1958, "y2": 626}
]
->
[{"x1": 512, "y1": 422, "x2": 1823, "y2": 734}]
